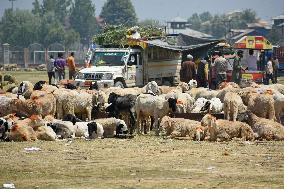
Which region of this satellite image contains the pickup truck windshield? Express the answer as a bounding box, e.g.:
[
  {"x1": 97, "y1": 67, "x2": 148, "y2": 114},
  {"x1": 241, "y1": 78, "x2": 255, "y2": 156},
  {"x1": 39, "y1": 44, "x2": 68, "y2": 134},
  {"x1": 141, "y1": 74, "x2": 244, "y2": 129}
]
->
[{"x1": 93, "y1": 52, "x2": 128, "y2": 66}]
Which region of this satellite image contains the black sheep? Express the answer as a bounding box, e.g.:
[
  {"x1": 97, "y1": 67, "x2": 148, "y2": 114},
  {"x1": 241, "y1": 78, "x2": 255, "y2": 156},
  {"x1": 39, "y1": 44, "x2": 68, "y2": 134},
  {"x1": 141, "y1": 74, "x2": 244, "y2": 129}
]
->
[
  {"x1": 33, "y1": 81, "x2": 46, "y2": 90},
  {"x1": 63, "y1": 114, "x2": 83, "y2": 125},
  {"x1": 107, "y1": 92, "x2": 137, "y2": 134}
]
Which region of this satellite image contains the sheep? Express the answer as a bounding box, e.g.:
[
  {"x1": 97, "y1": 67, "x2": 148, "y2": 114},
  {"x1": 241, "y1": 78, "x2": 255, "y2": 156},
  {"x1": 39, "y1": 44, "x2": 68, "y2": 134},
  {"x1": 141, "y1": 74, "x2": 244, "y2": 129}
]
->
[
  {"x1": 17, "y1": 81, "x2": 34, "y2": 99},
  {"x1": 218, "y1": 82, "x2": 240, "y2": 90},
  {"x1": 238, "y1": 111, "x2": 284, "y2": 141},
  {"x1": 191, "y1": 98, "x2": 208, "y2": 113},
  {"x1": 194, "y1": 89, "x2": 219, "y2": 100},
  {"x1": 95, "y1": 118, "x2": 128, "y2": 138},
  {"x1": 30, "y1": 90, "x2": 57, "y2": 117},
  {"x1": 160, "y1": 116, "x2": 204, "y2": 140},
  {"x1": 223, "y1": 92, "x2": 247, "y2": 121},
  {"x1": 63, "y1": 114, "x2": 83, "y2": 125},
  {"x1": 273, "y1": 92, "x2": 284, "y2": 123},
  {"x1": 107, "y1": 92, "x2": 137, "y2": 134},
  {"x1": 47, "y1": 120, "x2": 75, "y2": 139},
  {"x1": 144, "y1": 81, "x2": 160, "y2": 95},
  {"x1": 193, "y1": 97, "x2": 223, "y2": 114},
  {"x1": 35, "y1": 125, "x2": 57, "y2": 141},
  {"x1": 187, "y1": 87, "x2": 208, "y2": 100},
  {"x1": 239, "y1": 80, "x2": 260, "y2": 88},
  {"x1": 0, "y1": 117, "x2": 12, "y2": 141},
  {"x1": 0, "y1": 96, "x2": 13, "y2": 117},
  {"x1": 165, "y1": 92, "x2": 194, "y2": 113},
  {"x1": 188, "y1": 79, "x2": 198, "y2": 89},
  {"x1": 8, "y1": 115, "x2": 45, "y2": 142},
  {"x1": 33, "y1": 81, "x2": 47, "y2": 90},
  {"x1": 247, "y1": 92, "x2": 275, "y2": 120},
  {"x1": 201, "y1": 114, "x2": 255, "y2": 142},
  {"x1": 216, "y1": 86, "x2": 241, "y2": 102},
  {"x1": 86, "y1": 122, "x2": 104, "y2": 139},
  {"x1": 135, "y1": 94, "x2": 177, "y2": 135}
]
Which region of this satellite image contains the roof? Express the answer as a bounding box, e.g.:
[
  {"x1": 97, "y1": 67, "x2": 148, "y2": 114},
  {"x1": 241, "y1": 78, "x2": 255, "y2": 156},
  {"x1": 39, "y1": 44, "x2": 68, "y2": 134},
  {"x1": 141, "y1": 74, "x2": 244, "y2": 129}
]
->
[
  {"x1": 168, "y1": 16, "x2": 188, "y2": 23},
  {"x1": 143, "y1": 38, "x2": 221, "y2": 52},
  {"x1": 278, "y1": 23, "x2": 284, "y2": 27},
  {"x1": 168, "y1": 28, "x2": 213, "y2": 39},
  {"x1": 231, "y1": 29, "x2": 255, "y2": 40},
  {"x1": 272, "y1": 15, "x2": 284, "y2": 20},
  {"x1": 247, "y1": 21, "x2": 271, "y2": 29}
]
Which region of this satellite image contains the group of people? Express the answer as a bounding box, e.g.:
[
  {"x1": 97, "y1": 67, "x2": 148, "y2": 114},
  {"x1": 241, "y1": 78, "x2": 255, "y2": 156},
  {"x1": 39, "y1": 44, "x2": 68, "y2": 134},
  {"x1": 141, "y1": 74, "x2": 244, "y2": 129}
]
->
[
  {"x1": 180, "y1": 49, "x2": 280, "y2": 88},
  {"x1": 47, "y1": 52, "x2": 77, "y2": 85}
]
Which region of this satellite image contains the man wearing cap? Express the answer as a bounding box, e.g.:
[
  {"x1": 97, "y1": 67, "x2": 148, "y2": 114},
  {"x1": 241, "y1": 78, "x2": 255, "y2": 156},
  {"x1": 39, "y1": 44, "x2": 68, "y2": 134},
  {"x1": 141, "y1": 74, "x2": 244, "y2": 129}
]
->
[
  {"x1": 197, "y1": 56, "x2": 209, "y2": 87},
  {"x1": 214, "y1": 51, "x2": 228, "y2": 86},
  {"x1": 180, "y1": 54, "x2": 196, "y2": 83}
]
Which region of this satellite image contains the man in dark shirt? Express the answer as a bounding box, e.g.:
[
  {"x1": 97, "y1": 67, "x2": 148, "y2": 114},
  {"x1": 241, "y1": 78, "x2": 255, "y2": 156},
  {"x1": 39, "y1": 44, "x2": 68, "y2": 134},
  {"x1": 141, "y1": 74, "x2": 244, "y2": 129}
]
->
[{"x1": 180, "y1": 54, "x2": 196, "y2": 83}]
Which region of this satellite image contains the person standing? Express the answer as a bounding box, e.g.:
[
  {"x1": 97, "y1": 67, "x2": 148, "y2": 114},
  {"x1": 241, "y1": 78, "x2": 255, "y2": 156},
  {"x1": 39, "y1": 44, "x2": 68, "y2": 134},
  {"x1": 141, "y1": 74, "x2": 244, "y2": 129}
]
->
[
  {"x1": 67, "y1": 52, "x2": 76, "y2": 80},
  {"x1": 232, "y1": 50, "x2": 243, "y2": 84},
  {"x1": 214, "y1": 51, "x2": 228, "y2": 86},
  {"x1": 197, "y1": 56, "x2": 209, "y2": 88},
  {"x1": 247, "y1": 49, "x2": 258, "y2": 71},
  {"x1": 54, "y1": 52, "x2": 66, "y2": 84},
  {"x1": 273, "y1": 56, "x2": 279, "y2": 83},
  {"x1": 47, "y1": 55, "x2": 55, "y2": 85},
  {"x1": 180, "y1": 54, "x2": 196, "y2": 83},
  {"x1": 265, "y1": 57, "x2": 274, "y2": 85}
]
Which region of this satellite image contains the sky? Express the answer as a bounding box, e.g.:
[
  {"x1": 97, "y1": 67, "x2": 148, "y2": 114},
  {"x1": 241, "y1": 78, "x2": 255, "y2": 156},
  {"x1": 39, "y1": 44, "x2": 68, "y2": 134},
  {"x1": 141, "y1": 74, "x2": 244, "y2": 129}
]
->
[{"x1": 0, "y1": 0, "x2": 284, "y2": 23}]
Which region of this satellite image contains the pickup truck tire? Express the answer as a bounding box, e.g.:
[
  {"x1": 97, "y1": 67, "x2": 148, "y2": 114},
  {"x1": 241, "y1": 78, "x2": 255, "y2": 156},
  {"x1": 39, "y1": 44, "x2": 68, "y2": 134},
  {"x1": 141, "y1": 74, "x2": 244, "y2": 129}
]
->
[{"x1": 114, "y1": 81, "x2": 125, "y2": 88}]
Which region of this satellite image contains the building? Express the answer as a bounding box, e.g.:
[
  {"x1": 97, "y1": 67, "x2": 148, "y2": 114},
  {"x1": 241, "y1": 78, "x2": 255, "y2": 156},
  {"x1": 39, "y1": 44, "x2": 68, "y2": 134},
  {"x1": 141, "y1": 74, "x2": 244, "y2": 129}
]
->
[
  {"x1": 272, "y1": 15, "x2": 284, "y2": 27},
  {"x1": 166, "y1": 17, "x2": 213, "y2": 39}
]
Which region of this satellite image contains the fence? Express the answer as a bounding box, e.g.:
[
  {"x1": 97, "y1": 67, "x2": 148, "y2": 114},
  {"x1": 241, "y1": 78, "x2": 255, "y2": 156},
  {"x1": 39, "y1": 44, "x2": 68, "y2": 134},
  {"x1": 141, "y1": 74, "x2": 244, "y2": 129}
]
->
[{"x1": 0, "y1": 42, "x2": 88, "y2": 68}]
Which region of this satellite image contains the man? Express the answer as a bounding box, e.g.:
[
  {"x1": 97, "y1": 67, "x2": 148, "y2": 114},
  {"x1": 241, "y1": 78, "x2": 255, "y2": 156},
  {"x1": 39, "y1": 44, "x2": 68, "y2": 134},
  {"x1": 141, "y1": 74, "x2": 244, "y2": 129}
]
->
[
  {"x1": 247, "y1": 49, "x2": 257, "y2": 71},
  {"x1": 266, "y1": 57, "x2": 274, "y2": 85},
  {"x1": 232, "y1": 50, "x2": 244, "y2": 84},
  {"x1": 47, "y1": 55, "x2": 55, "y2": 85},
  {"x1": 67, "y1": 52, "x2": 76, "y2": 80},
  {"x1": 54, "y1": 52, "x2": 66, "y2": 84},
  {"x1": 273, "y1": 56, "x2": 279, "y2": 83},
  {"x1": 197, "y1": 56, "x2": 209, "y2": 88},
  {"x1": 214, "y1": 51, "x2": 228, "y2": 86},
  {"x1": 180, "y1": 54, "x2": 196, "y2": 83}
]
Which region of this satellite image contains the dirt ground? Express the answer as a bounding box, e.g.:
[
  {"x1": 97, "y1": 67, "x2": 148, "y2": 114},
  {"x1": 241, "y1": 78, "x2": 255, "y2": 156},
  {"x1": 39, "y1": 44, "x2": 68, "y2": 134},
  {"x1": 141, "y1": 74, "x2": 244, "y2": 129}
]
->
[{"x1": 0, "y1": 136, "x2": 284, "y2": 189}]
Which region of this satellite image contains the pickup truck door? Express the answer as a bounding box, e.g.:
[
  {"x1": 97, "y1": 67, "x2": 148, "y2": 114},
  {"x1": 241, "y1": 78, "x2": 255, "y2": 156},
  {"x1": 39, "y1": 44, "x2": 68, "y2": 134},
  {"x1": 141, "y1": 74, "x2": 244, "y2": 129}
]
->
[{"x1": 135, "y1": 53, "x2": 143, "y2": 86}]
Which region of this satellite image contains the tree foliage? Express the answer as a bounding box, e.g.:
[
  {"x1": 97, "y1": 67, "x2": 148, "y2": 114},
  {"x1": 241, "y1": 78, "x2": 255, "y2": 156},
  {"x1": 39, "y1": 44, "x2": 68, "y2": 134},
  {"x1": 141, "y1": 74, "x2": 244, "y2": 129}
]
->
[
  {"x1": 100, "y1": 0, "x2": 137, "y2": 26},
  {"x1": 70, "y1": 0, "x2": 97, "y2": 45}
]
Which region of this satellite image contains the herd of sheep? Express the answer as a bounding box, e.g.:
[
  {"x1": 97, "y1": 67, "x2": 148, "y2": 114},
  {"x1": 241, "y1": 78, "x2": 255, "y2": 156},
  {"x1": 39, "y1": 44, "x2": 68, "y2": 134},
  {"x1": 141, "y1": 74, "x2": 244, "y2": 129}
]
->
[{"x1": 1, "y1": 78, "x2": 284, "y2": 142}]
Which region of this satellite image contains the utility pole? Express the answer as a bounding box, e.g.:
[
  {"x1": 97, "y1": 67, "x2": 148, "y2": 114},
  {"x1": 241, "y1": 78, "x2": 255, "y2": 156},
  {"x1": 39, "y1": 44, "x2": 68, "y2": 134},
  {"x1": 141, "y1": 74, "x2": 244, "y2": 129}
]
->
[{"x1": 9, "y1": 0, "x2": 16, "y2": 11}]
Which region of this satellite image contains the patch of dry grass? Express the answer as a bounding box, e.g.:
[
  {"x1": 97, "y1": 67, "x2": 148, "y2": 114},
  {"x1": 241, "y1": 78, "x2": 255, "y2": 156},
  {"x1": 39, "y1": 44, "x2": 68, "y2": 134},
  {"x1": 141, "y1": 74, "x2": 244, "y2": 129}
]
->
[{"x1": 0, "y1": 136, "x2": 284, "y2": 189}]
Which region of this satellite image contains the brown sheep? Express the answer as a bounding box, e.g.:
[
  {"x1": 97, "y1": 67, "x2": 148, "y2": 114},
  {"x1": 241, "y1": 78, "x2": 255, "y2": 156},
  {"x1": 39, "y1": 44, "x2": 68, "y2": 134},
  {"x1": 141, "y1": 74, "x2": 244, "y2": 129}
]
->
[{"x1": 201, "y1": 114, "x2": 255, "y2": 142}]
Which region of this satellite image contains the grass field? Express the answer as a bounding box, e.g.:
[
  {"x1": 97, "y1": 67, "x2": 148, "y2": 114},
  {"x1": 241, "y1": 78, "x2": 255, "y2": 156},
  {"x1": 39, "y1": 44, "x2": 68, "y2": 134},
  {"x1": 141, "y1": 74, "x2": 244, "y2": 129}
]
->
[{"x1": 0, "y1": 71, "x2": 284, "y2": 188}]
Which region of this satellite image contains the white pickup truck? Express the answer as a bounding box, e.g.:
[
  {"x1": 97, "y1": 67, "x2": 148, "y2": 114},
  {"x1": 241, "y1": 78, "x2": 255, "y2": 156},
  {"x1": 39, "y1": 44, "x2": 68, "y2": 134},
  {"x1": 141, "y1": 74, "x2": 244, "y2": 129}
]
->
[{"x1": 75, "y1": 47, "x2": 181, "y2": 88}]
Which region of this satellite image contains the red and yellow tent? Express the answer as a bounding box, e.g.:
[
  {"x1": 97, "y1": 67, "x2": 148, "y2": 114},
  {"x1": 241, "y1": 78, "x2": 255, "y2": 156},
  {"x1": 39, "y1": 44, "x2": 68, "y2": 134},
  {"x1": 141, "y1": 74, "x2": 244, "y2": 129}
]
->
[{"x1": 234, "y1": 36, "x2": 273, "y2": 50}]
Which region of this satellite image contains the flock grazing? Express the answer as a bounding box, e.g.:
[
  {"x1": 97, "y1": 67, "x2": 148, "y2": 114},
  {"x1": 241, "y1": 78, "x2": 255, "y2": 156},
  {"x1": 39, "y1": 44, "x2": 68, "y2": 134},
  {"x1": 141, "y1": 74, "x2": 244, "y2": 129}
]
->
[{"x1": 1, "y1": 78, "x2": 284, "y2": 142}]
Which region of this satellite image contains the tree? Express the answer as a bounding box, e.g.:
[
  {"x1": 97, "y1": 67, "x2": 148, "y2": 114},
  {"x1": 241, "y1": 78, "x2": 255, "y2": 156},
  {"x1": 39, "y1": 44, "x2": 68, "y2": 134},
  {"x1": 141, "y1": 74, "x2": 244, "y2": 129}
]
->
[
  {"x1": 139, "y1": 19, "x2": 161, "y2": 28},
  {"x1": 32, "y1": 0, "x2": 41, "y2": 15},
  {"x1": 70, "y1": 0, "x2": 97, "y2": 45},
  {"x1": 188, "y1": 13, "x2": 201, "y2": 31},
  {"x1": 41, "y1": 0, "x2": 56, "y2": 14},
  {"x1": 0, "y1": 9, "x2": 41, "y2": 47},
  {"x1": 100, "y1": 0, "x2": 137, "y2": 26}
]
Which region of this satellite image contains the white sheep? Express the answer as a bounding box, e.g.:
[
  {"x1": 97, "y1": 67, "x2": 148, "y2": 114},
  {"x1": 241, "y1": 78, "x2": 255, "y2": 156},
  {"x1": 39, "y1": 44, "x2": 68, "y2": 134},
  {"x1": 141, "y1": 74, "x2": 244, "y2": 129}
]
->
[
  {"x1": 95, "y1": 118, "x2": 128, "y2": 138},
  {"x1": 223, "y1": 92, "x2": 247, "y2": 122},
  {"x1": 135, "y1": 94, "x2": 177, "y2": 135}
]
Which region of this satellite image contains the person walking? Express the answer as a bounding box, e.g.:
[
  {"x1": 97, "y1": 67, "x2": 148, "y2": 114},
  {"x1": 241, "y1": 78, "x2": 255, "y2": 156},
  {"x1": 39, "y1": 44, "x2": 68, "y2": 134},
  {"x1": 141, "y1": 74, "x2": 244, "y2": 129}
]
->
[
  {"x1": 197, "y1": 56, "x2": 209, "y2": 88},
  {"x1": 232, "y1": 50, "x2": 243, "y2": 84},
  {"x1": 67, "y1": 52, "x2": 76, "y2": 80},
  {"x1": 47, "y1": 55, "x2": 55, "y2": 85},
  {"x1": 180, "y1": 54, "x2": 196, "y2": 83},
  {"x1": 265, "y1": 57, "x2": 274, "y2": 85},
  {"x1": 214, "y1": 51, "x2": 228, "y2": 86},
  {"x1": 54, "y1": 52, "x2": 66, "y2": 84},
  {"x1": 273, "y1": 56, "x2": 279, "y2": 83}
]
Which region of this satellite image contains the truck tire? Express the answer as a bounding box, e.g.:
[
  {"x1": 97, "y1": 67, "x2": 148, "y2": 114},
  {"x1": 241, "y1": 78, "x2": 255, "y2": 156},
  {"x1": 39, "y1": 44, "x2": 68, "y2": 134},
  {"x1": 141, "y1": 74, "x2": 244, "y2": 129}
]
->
[{"x1": 114, "y1": 81, "x2": 125, "y2": 88}]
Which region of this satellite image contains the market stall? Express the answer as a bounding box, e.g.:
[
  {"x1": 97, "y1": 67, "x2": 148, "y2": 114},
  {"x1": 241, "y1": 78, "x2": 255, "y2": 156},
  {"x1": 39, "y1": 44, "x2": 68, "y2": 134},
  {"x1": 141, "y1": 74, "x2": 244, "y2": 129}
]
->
[{"x1": 234, "y1": 35, "x2": 273, "y2": 83}]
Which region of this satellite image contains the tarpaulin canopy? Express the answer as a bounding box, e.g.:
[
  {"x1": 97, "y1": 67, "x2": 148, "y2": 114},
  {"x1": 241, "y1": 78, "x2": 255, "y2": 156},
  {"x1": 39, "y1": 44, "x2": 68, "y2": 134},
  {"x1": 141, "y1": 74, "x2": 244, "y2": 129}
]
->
[{"x1": 234, "y1": 36, "x2": 273, "y2": 50}]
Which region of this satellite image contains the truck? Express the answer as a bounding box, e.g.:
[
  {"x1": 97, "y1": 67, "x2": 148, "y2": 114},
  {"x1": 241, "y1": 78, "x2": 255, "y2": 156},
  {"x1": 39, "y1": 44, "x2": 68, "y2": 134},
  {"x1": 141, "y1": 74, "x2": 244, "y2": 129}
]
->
[{"x1": 75, "y1": 42, "x2": 182, "y2": 88}]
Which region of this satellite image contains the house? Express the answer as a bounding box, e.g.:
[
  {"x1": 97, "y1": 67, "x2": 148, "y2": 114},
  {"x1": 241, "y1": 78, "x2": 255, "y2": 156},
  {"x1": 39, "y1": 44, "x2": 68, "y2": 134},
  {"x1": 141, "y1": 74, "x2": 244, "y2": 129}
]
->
[
  {"x1": 272, "y1": 15, "x2": 284, "y2": 27},
  {"x1": 166, "y1": 17, "x2": 213, "y2": 39}
]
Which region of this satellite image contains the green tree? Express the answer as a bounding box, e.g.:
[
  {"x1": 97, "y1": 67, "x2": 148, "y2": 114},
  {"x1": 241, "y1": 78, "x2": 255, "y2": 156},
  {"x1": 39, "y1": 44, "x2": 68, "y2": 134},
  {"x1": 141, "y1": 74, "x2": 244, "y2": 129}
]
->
[
  {"x1": 0, "y1": 9, "x2": 41, "y2": 47},
  {"x1": 32, "y1": 0, "x2": 41, "y2": 15},
  {"x1": 199, "y1": 12, "x2": 212, "y2": 22},
  {"x1": 139, "y1": 19, "x2": 161, "y2": 27},
  {"x1": 100, "y1": 0, "x2": 137, "y2": 26},
  {"x1": 41, "y1": 0, "x2": 56, "y2": 14},
  {"x1": 188, "y1": 13, "x2": 201, "y2": 30},
  {"x1": 70, "y1": 0, "x2": 97, "y2": 45}
]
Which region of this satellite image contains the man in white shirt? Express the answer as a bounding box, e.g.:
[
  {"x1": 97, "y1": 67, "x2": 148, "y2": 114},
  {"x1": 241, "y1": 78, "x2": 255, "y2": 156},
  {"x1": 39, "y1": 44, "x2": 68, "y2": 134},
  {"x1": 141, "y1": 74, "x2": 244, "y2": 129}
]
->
[
  {"x1": 266, "y1": 57, "x2": 274, "y2": 85},
  {"x1": 247, "y1": 49, "x2": 257, "y2": 71}
]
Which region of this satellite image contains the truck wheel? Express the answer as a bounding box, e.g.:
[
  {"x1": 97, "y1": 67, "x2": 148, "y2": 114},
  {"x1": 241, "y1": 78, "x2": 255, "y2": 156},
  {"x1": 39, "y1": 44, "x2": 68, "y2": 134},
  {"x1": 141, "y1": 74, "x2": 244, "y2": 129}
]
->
[{"x1": 114, "y1": 81, "x2": 125, "y2": 88}]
